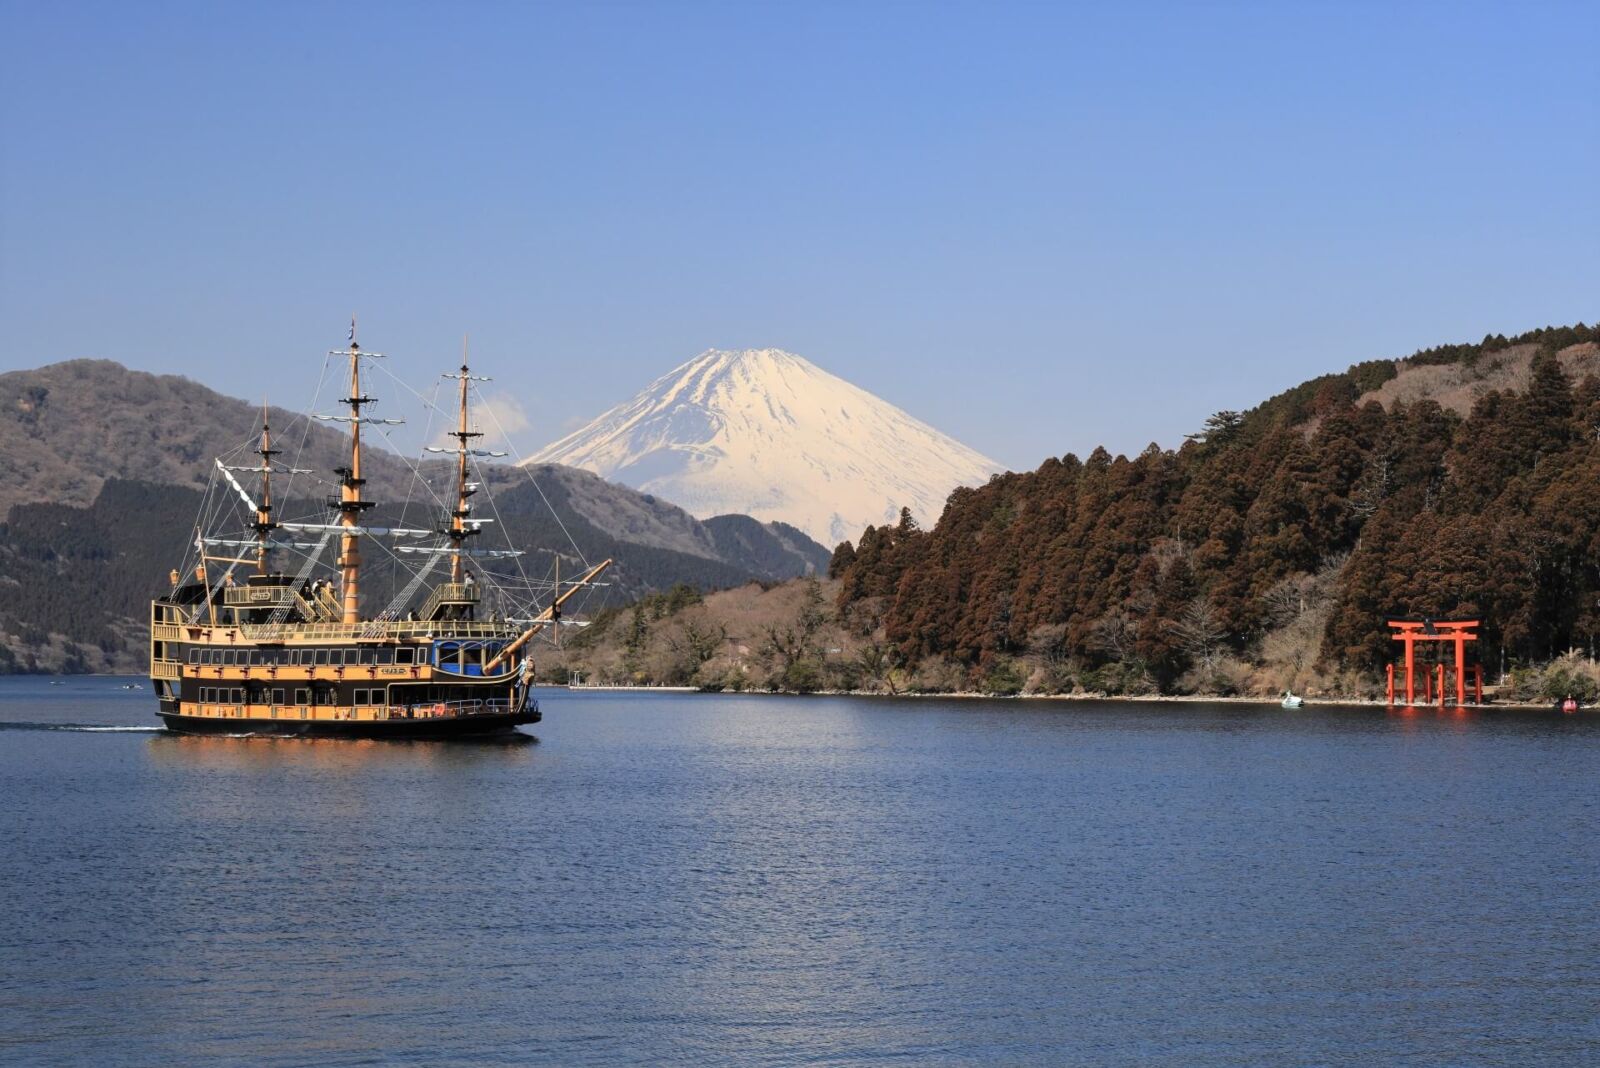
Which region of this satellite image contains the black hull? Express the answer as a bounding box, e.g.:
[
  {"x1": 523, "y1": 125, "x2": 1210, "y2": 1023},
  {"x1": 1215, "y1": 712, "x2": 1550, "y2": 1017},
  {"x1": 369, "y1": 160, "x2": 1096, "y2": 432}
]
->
[{"x1": 157, "y1": 708, "x2": 538, "y2": 739}]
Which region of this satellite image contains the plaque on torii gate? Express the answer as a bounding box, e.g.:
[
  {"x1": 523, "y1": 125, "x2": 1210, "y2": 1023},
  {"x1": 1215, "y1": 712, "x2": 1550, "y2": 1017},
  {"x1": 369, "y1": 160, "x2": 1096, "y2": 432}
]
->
[{"x1": 1387, "y1": 618, "x2": 1481, "y2": 706}]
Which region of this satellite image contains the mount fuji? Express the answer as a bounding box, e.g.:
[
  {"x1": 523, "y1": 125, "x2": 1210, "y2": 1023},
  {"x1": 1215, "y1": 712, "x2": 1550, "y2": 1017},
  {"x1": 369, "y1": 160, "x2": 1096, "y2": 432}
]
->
[{"x1": 526, "y1": 348, "x2": 1004, "y2": 547}]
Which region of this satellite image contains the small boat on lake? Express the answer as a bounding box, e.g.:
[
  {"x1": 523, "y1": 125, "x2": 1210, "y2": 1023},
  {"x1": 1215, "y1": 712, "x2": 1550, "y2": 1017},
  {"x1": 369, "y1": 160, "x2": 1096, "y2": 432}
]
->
[{"x1": 1281, "y1": 691, "x2": 1304, "y2": 709}]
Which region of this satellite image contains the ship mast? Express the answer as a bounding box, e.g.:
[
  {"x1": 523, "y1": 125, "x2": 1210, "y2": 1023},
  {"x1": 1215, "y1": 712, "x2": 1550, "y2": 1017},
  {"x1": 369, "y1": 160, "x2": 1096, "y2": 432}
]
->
[
  {"x1": 314, "y1": 318, "x2": 403, "y2": 624},
  {"x1": 444, "y1": 340, "x2": 485, "y2": 584},
  {"x1": 310, "y1": 324, "x2": 404, "y2": 616},
  {"x1": 255, "y1": 402, "x2": 278, "y2": 575}
]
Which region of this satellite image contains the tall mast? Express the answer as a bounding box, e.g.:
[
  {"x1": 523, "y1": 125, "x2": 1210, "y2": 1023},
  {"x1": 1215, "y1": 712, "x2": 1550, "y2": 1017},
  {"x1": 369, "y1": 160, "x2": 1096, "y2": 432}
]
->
[
  {"x1": 444, "y1": 341, "x2": 485, "y2": 584},
  {"x1": 339, "y1": 321, "x2": 368, "y2": 623},
  {"x1": 311, "y1": 317, "x2": 396, "y2": 623},
  {"x1": 255, "y1": 401, "x2": 278, "y2": 575}
]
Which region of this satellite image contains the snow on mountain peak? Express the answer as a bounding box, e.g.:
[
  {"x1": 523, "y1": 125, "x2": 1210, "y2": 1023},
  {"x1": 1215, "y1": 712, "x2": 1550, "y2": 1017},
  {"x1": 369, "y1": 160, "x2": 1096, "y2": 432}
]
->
[{"x1": 526, "y1": 348, "x2": 1004, "y2": 547}]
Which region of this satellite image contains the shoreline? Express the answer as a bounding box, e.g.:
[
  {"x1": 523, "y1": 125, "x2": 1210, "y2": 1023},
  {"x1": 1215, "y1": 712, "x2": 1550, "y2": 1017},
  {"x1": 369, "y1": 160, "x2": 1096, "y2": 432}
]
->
[
  {"x1": 1, "y1": 674, "x2": 1576, "y2": 714},
  {"x1": 555, "y1": 683, "x2": 1578, "y2": 712}
]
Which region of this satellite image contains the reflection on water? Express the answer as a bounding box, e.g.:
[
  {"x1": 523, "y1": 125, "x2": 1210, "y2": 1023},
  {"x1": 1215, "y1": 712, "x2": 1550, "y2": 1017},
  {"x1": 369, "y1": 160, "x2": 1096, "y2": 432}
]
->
[
  {"x1": 146, "y1": 730, "x2": 538, "y2": 769},
  {"x1": 3, "y1": 678, "x2": 1600, "y2": 1066}
]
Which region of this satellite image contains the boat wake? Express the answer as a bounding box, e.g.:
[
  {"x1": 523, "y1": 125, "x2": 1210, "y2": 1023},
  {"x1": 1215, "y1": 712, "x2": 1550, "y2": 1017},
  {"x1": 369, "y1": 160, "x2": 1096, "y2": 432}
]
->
[{"x1": 0, "y1": 722, "x2": 163, "y2": 733}]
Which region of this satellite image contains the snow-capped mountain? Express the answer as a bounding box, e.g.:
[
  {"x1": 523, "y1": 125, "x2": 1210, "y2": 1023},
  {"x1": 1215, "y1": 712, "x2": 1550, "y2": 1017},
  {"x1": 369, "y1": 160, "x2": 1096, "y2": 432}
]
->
[{"x1": 526, "y1": 348, "x2": 1004, "y2": 547}]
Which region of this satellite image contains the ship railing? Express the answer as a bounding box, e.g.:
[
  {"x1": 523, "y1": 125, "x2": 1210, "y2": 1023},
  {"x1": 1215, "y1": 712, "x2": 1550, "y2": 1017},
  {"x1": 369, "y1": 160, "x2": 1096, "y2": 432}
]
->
[
  {"x1": 223, "y1": 586, "x2": 294, "y2": 608},
  {"x1": 384, "y1": 697, "x2": 519, "y2": 720},
  {"x1": 313, "y1": 586, "x2": 342, "y2": 621},
  {"x1": 241, "y1": 620, "x2": 519, "y2": 642},
  {"x1": 418, "y1": 582, "x2": 481, "y2": 622},
  {"x1": 222, "y1": 586, "x2": 334, "y2": 623},
  {"x1": 152, "y1": 619, "x2": 521, "y2": 643}
]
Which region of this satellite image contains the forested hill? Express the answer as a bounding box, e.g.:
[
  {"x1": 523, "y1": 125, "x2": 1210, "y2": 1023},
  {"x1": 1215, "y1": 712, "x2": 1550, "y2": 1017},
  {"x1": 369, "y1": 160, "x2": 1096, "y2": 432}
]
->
[{"x1": 829, "y1": 323, "x2": 1600, "y2": 695}]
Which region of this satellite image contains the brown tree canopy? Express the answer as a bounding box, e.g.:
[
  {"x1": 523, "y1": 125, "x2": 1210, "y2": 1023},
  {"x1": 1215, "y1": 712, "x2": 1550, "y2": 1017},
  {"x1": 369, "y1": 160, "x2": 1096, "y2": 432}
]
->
[{"x1": 834, "y1": 325, "x2": 1600, "y2": 686}]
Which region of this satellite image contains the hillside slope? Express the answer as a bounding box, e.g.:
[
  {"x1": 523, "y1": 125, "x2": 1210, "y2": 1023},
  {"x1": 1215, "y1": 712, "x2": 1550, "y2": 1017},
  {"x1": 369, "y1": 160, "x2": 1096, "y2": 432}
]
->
[{"x1": 825, "y1": 323, "x2": 1600, "y2": 696}]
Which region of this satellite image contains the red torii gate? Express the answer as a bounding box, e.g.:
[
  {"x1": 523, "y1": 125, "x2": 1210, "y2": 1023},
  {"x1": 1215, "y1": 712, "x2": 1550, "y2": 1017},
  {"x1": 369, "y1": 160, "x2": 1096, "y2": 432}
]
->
[{"x1": 1387, "y1": 619, "x2": 1481, "y2": 706}]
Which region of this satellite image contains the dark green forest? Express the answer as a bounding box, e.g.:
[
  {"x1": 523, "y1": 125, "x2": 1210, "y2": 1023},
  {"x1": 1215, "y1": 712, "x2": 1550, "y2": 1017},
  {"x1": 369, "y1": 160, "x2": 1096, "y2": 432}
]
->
[{"x1": 831, "y1": 324, "x2": 1600, "y2": 694}]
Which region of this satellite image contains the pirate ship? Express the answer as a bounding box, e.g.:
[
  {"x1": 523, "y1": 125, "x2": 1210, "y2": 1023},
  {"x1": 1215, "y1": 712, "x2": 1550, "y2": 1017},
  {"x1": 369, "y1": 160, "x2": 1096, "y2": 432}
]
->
[{"x1": 147, "y1": 328, "x2": 609, "y2": 737}]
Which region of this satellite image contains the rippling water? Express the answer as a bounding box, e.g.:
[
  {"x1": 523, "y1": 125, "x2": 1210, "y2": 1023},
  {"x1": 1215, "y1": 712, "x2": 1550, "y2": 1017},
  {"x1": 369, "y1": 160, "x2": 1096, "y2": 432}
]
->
[{"x1": 3, "y1": 676, "x2": 1599, "y2": 1066}]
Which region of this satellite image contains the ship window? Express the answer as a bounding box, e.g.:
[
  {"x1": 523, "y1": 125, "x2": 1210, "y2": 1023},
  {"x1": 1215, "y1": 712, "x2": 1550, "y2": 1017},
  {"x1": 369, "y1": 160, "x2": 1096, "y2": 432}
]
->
[
  {"x1": 396, "y1": 648, "x2": 414, "y2": 665},
  {"x1": 354, "y1": 689, "x2": 368, "y2": 705},
  {"x1": 221, "y1": 650, "x2": 234, "y2": 666},
  {"x1": 295, "y1": 688, "x2": 309, "y2": 704},
  {"x1": 375, "y1": 649, "x2": 392, "y2": 665},
  {"x1": 272, "y1": 688, "x2": 285, "y2": 704},
  {"x1": 231, "y1": 688, "x2": 243, "y2": 704},
  {"x1": 187, "y1": 649, "x2": 199, "y2": 664},
  {"x1": 347, "y1": 650, "x2": 363, "y2": 666},
  {"x1": 314, "y1": 650, "x2": 329, "y2": 666},
  {"x1": 248, "y1": 651, "x2": 261, "y2": 666}
]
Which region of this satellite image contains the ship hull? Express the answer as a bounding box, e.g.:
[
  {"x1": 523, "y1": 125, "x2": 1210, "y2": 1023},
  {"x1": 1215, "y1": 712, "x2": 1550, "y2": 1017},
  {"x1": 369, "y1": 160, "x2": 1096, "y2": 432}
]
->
[{"x1": 156, "y1": 708, "x2": 538, "y2": 739}]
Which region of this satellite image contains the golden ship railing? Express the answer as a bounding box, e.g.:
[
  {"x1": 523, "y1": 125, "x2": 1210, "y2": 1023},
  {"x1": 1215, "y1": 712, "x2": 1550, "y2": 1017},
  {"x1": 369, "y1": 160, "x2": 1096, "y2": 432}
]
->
[{"x1": 151, "y1": 619, "x2": 521, "y2": 643}]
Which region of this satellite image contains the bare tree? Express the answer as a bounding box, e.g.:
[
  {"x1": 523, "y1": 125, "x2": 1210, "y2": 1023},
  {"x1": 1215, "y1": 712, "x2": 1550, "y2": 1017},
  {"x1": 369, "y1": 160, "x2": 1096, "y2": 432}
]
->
[
  {"x1": 1170, "y1": 595, "x2": 1225, "y2": 671},
  {"x1": 1089, "y1": 608, "x2": 1138, "y2": 662}
]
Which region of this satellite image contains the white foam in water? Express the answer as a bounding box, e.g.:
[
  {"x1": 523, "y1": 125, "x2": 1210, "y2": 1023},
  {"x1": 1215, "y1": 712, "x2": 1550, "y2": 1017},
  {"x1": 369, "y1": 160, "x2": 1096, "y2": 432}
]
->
[{"x1": 64, "y1": 726, "x2": 164, "y2": 732}]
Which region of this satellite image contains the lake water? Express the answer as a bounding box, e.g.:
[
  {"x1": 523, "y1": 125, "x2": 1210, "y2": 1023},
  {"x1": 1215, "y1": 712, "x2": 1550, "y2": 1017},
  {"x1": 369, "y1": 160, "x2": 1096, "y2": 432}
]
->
[{"x1": 2, "y1": 676, "x2": 1598, "y2": 1066}]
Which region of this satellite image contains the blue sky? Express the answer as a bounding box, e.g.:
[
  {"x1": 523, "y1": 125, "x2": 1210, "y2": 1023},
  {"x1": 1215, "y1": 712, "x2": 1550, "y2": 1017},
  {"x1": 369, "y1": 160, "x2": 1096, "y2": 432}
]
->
[{"x1": 2, "y1": 1, "x2": 1595, "y2": 469}]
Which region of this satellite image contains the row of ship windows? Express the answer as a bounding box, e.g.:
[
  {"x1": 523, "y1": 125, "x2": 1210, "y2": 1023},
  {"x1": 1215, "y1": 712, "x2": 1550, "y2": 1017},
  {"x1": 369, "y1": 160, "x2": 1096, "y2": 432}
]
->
[
  {"x1": 187, "y1": 647, "x2": 422, "y2": 667},
  {"x1": 196, "y1": 687, "x2": 389, "y2": 706}
]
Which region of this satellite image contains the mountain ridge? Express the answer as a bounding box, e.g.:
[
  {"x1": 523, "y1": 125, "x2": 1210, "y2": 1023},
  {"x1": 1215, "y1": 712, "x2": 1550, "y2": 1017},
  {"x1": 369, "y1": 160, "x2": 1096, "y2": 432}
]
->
[
  {"x1": 527, "y1": 348, "x2": 1005, "y2": 546},
  {"x1": 0, "y1": 358, "x2": 824, "y2": 574}
]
